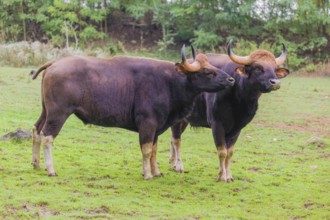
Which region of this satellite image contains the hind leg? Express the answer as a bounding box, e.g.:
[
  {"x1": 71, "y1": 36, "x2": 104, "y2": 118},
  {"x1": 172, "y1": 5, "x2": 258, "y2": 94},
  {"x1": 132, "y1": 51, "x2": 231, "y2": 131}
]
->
[
  {"x1": 150, "y1": 137, "x2": 162, "y2": 177},
  {"x1": 40, "y1": 112, "x2": 71, "y2": 176},
  {"x1": 32, "y1": 109, "x2": 46, "y2": 170},
  {"x1": 138, "y1": 119, "x2": 158, "y2": 180},
  {"x1": 40, "y1": 132, "x2": 56, "y2": 176},
  {"x1": 170, "y1": 121, "x2": 188, "y2": 173}
]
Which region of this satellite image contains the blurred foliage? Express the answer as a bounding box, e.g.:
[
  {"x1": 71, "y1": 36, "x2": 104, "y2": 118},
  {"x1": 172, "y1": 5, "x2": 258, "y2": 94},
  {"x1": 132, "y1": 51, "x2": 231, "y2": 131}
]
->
[{"x1": 0, "y1": 0, "x2": 329, "y2": 70}]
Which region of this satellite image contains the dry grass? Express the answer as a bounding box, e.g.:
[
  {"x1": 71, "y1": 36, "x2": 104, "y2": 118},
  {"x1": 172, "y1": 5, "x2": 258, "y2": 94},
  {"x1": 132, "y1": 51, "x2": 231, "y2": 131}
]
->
[{"x1": 297, "y1": 61, "x2": 330, "y2": 77}]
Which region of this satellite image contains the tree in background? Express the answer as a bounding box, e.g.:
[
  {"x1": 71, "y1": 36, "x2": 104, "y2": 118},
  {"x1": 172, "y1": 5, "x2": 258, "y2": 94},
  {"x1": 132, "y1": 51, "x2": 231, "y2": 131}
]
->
[
  {"x1": 40, "y1": 0, "x2": 106, "y2": 48},
  {"x1": 0, "y1": 0, "x2": 328, "y2": 70}
]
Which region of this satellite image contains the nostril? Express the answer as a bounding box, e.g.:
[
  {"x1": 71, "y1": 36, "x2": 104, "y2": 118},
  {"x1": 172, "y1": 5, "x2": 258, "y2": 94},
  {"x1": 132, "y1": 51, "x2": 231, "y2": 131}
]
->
[
  {"x1": 270, "y1": 79, "x2": 280, "y2": 85},
  {"x1": 227, "y1": 77, "x2": 235, "y2": 83}
]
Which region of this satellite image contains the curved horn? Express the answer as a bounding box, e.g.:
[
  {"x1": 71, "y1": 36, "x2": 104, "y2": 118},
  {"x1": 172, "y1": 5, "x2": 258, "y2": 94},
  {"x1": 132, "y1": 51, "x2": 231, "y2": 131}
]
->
[
  {"x1": 181, "y1": 44, "x2": 186, "y2": 64},
  {"x1": 191, "y1": 45, "x2": 196, "y2": 61},
  {"x1": 227, "y1": 39, "x2": 252, "y2": 65},
  {"x1": 181, "y1": 44, "x2": 201, "y2": 72},
  {"x1": 275, "y1": 43, "x2": 287, "y2": 66}
]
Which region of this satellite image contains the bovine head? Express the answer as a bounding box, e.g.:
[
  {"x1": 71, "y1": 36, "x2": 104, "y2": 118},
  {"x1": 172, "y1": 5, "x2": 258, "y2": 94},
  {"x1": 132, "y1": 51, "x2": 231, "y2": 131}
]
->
[
  {"x1": 227, "y1": 39, "x2": 290, "y2": 93},
  {"x1": 175, "y1": 45, "x2": 235, "y2": 92}
]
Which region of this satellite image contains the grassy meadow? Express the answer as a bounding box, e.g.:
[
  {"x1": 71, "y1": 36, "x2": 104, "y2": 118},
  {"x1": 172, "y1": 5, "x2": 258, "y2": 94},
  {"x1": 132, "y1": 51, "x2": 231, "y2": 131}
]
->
[{"x1": 0, "y1": 66, "x2": 329, "y2": 219}]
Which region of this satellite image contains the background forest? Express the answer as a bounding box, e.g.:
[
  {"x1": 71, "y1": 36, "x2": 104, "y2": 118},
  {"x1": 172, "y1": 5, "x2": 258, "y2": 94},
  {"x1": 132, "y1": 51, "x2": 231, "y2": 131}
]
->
[{"x1": 0, "y1": 0, "x2": 329, "y2": 72}]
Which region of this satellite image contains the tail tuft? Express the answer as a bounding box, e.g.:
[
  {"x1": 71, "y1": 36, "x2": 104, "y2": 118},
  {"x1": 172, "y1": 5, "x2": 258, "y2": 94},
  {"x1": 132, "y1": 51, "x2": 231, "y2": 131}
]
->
[
  {"x1": 30, "y1": 60, "x2": 54, "y2": 80},
  {"x1": 30, "y1": 70, "x2": 36, "y2": 78}
]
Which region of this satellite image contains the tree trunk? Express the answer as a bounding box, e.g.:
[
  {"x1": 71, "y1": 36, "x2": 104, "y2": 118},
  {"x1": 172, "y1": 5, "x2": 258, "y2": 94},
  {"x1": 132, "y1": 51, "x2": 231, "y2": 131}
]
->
[
  {"x1": 104, "y1": 0, "x2": 108, "y2": 35},
  {"x1": 21, "y1": 0, "x2": 26, "y2": 41},
  {"x1": 63, "y1": 21, "x2": 69, "y2": 48}
]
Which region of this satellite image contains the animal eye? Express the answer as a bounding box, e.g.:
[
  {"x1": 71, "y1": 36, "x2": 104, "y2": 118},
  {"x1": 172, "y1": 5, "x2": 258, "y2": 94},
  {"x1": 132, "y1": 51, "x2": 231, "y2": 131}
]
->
[
  {"x1": 254, "y1": 66, "x2": 263, "y2": 74},
  {"x1": 203, "y1": 69, "x2": 216, "y2": 76},
  {"x1": 203, "y1": 69, "x2": 211, "y2": 74}
]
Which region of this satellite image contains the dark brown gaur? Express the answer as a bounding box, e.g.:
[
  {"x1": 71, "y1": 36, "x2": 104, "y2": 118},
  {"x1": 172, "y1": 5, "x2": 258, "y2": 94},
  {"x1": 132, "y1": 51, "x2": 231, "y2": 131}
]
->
[
  {"x1": 170, "y1": 40, "x2": 290, "y2": 182},
  {"x1": 30, "y1": 45, "x2": 235, "y2": 180}
]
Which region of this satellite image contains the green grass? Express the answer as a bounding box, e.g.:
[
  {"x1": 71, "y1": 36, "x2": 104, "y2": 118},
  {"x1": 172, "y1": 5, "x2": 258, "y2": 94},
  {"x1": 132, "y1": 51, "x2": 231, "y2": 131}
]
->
[{"x1": 0, "y1": 66, "x2": 329, "y2": 219}]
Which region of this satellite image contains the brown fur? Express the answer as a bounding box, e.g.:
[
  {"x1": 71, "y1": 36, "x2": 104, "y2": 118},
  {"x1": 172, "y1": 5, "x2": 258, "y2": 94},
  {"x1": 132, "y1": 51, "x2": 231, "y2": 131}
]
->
[
  {"x1": 30, "y1": 60, "x2": 55, "y2": 80},
  {"x1": 249, "y1": 50, "x2": 276, "y2": 63},
  {"x1": 195, "y1": 54, "x2": 210, "y2": 67}
]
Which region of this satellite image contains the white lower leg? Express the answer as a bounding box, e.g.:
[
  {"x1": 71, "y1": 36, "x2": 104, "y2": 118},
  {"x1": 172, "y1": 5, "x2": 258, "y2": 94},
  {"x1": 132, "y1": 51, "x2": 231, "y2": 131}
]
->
[
  {"x1": 170, "y1": 137, "x2": 184, "y2": 172},
  {"x1": 40, "y1": 132, "x2": 56, "y2": 176},
  {"x1": 217, "y1": 145, "x2": 227, "y2": 182},
  {"x1": 173, "y1": 138, "x2": 184, "y2": 173},
  {"x1": 141, "y1": 142, "x2": 153, "y2": 180},
  {"x1": 151, "y1": 143, "x2": 162, "y2": 177},
  {"x1": 225, "y1": 147, "x2": 234, "y2": 182},
  {"x1": 169, "y1": 137, "x2": 176, "y2": 166},
  {"x1": 32, "y1": 126, "x2": 41, "y2": 169}
]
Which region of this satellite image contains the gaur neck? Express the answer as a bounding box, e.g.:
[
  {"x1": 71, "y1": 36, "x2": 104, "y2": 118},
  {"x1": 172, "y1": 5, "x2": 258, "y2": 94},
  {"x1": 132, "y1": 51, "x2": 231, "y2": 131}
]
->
[
  {"x1": 164, "y1": 76, "x2": 202, "y2": 126},
  {"x1": 234, "y1": 75, "x2": 261, "y2": 103},
  {"x1": 175, "y1": 76, "x2": 202, "y2": 107},
  {"x1": 230, "y1": 75, "x2": 261, "y2": 131}
]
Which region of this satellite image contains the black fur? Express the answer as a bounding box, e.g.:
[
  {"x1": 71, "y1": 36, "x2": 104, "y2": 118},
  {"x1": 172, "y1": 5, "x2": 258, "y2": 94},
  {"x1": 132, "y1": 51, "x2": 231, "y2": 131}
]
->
[{"x1": 171, "y1": 53, "x2": 289, "y2": 153}]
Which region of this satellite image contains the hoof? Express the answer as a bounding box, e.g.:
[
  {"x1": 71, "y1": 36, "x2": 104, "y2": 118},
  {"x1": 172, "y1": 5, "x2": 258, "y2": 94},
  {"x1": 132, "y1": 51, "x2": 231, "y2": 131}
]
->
[
  {"x1": 217, "y1": 176, "x2": 227, "y2": 182},
  {"x1": 144, "y1": 174, "x2": 153, "y2": 180},
  {"x1": 153, "y1": 172, "x2": 163, "y2": 177},
  {"x1": 31, "y1": 163, "x2": 41, "y2": 170},
  {"x1": 169, "y1": 159, "x2": 175, "y2": 167},
  {"x1": 226, "y1": 177, "x2": 234, "y2": 183},
  {"x1": 48, "y1": 173, "x2": 58, "y2": 177},
  {"x1": 172, "y1": 161, "x2": 184, "y2": 173},
  {"x1": 175, "y1": 167, "x2": 184, "y2": 173}
]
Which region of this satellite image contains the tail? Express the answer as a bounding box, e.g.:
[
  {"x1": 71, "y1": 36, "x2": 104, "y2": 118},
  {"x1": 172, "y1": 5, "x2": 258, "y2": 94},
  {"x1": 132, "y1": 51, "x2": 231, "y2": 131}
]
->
[{"x1": 30, "y1": 60, "x2": 54, "y2": 80}]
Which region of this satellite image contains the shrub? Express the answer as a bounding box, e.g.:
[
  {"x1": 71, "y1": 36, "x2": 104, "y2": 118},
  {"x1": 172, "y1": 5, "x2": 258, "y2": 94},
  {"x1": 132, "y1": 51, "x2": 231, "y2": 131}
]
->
[
  {"x1": 298, "y1": 61, "x2": 330, "y2": 77},
  {"x1": 0, "y1": 41, "x2": 84, "y2": 67}
]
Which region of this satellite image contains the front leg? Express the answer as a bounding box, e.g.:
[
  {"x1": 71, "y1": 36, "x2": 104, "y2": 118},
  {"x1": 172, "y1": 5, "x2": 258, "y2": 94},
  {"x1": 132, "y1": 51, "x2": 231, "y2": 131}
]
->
[
  {"x1": 211, "y1": 122, "x2": 228, "y2": 182},
  {"x1": 225, "y1": 146, "x2": 234, "y2": 182},
  {"x1": 150, "y1": 138, "x2": 163, "y2": 177},
  {"x1": 217, "y1": 145, "x2": 227, "y2": 182},
  {"x1": 225, "y1": 134, "x2": 239, "y2": 182}
]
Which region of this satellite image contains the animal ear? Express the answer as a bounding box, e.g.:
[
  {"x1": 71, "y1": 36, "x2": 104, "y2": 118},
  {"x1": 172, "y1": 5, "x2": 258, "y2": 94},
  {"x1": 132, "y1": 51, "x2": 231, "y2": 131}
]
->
[
  {"x1": 276, "y1": 68, "x2": 290, "y2": 79},
  {"x1": 175, "y1": 63, "x2": 187, "y2": 76},
  {"x1": 235, "y1": 66, "x2": 247, "y2": 76}
]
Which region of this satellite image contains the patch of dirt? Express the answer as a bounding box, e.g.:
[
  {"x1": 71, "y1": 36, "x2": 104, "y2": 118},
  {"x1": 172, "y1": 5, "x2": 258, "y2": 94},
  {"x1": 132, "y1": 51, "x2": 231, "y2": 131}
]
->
[
  {"x1": 248, "y1": 168, "x2": 260, "y2": 173},
  {"x1": 22, "y1": 204, "x2": 59, "y2": 217},
  {"x1": 0, "y1": 128, "x2": 32, "y2": 141},
  {"x1": 256, "y1": 116, "x2": 330, "y2": 137},
  {"x1": 317, "y1": 153, "x2": 330, "y2": 159},
  {"x1": 231, "y1": 187, "x2": 249, "y2": 192},
  {"x1": 0, "y1": 80, "x2": 7, "y2": 86},
  {"x1": 86, "y1": 205, "x2": 109, "y2": 215},
  {"x1": 5, "y1": 204, "x2": 59, "y2": 218},
  {"x1": 242, "y1": 177, "x2": 255, "y2": 183},
  {"x1": 304, "y1": 203, "x2": 314, "y2": 209},
  {"x1": 309, "y1": 165, "x2": 318, "y2": 170},
  {"x1": 292, "y1": 215, "x2": 308, "y2": 219},
  {"x1": 5, "y1": 205, "x2": 16, "y2": 213},
  {"x1": 305, "y1": 136, "x2": 326, "y2": 148}
]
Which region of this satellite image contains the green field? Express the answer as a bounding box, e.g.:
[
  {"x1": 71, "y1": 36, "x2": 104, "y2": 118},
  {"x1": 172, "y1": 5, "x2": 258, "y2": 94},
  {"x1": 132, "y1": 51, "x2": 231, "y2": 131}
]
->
[{"x1": 0, "y1": 67, "x2": 329, "y2": 219}]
